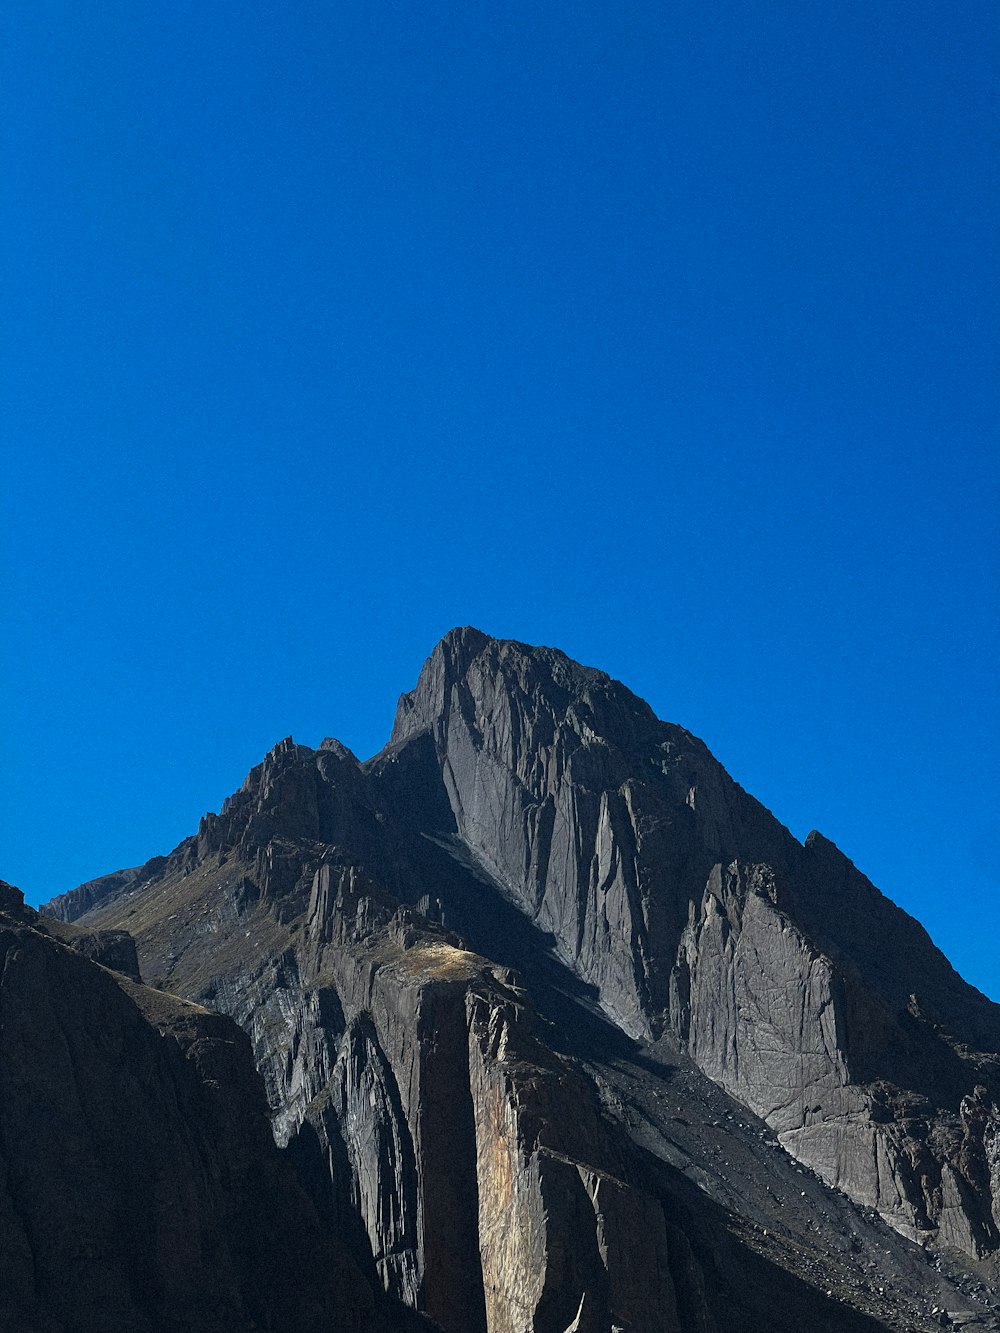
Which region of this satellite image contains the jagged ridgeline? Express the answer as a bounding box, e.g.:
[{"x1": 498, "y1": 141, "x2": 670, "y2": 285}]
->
[{"x1": 38, "y1": 628, "x2": 1000, "y2": 1333}]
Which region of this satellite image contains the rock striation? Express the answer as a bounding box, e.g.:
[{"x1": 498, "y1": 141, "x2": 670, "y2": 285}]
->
[{"x1": 43, "y1": 628, "x2": 1000, "y2": 1331}]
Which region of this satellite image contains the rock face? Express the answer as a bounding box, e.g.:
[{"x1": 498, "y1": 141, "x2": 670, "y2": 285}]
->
[
  {"x1": 43, "y1": 629, "x2": 1000, "y2": 1331},
  {"x1": 387, "y1": 630, "x2": 1000, "y2": 1255},
  {"x1": 0, "y1": 880, "x2": 387, "y2": 1333}
]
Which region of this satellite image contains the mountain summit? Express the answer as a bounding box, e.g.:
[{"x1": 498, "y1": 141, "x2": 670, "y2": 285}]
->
[{"x1": 43, "y1": 630, "x2": 1000, "y2": 1332}]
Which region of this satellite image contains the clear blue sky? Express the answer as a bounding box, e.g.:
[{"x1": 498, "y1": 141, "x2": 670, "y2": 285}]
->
[{"x1": 3, "y1": 3, "x2": 998, "y2": 997}]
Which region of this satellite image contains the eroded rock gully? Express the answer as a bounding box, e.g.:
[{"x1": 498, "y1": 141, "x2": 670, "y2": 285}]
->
[{"x1": 43, "y1": 628, "x2": 1000, "y2": 1331}]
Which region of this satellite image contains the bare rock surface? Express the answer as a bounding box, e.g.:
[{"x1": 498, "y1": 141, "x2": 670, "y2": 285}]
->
[
  {"x1": 43, "y1": 628, "x2": 1000, "y2": 1331},
  {"x1": 387, "y1": 629, "x2": 1000, "y2": 1255},
  {"x1": 0, "y1": 880, "x2": 389, "y2": 1333}
]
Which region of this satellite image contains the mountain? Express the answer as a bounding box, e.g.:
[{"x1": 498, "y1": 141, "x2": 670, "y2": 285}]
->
[{"x1": 42, "y1": 628, "x2": 1000, "y2": 1331}]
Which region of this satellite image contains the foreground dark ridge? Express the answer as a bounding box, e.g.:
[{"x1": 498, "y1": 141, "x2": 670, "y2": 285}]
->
[
  {"x1": 43, "y1": 628, "x2": 1000, "y2": 1331},
  {"x1": 0, "y1": 879, "x2": 431, "y2": 1333}
]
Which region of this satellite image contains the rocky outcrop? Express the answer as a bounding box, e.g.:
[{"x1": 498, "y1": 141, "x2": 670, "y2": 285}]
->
[
  {"x1": 463, "y1": 973, "x2": 682, "y2": 1333},
  {"x1": 0, "y1": 880, "x2": 383, "y2": 1333},
  {"x1": 227, "y1": 862, "x2": 688, "y2": 1332},
  {"x1": 38, "y1": 916, "x2": 142, "y2": 981},
  {"x1": 41, "y1": 628, "x2": 1000, "y2": 1330}
]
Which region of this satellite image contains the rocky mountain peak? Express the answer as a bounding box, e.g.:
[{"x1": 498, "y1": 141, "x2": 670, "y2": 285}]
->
[
  {"x1": 34, "y1": 630, "x2": 1000, "y2": 1327},
  {"x1": 0, "y1": 879, "x2": 26, "y2": 916},
  {"x1": 390, "y1": 626, "x2": 659, "y2": 756},
  {"x1": 805, "y1": 827, "x2": 840, "y2": 852},
  {"x1": 319, "y1": 737, "x2": 360, "y2": 762}
]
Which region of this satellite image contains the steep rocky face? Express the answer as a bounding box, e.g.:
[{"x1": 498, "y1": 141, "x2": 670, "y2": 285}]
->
[
  {"x1": 388, "y1": 628, "x2": 1000, "y2": 1255},
  {"x1": 0, "y1": 880, "x2": 381, "y2": 1333},
  {"x1": 38, "y1": 912, "x2": 142, "y2": 980},
  {"x1": 43, "y1": 628, "x2": 1000, "y2": 1331},
  {"x1": 56, "y1": 849, "x2": 918, "y2": 1331}
]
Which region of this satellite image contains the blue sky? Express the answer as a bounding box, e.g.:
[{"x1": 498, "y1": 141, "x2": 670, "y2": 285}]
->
[{"x1": 3, "y1": 2, "x2": 998, "y2": 997}]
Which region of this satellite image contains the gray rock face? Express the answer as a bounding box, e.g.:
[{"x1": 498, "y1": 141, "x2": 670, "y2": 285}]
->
[
  {"x1": 388, "y1": 629, "x2": 1000, "y2": 1255},
  {"x1": 389, "y1": 630, "x2": 800, "y2": 1037},
  {"x1": 42, "y1": 628, "x2": 1000, "y2": 1330},
  {"x1": 234, "y1": 862, "x2": 688, "y2": 1332}
]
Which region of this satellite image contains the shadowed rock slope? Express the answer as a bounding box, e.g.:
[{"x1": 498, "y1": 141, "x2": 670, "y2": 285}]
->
[
  {"x1": 0, "y1": 878, "x2": 418, "y2": 1333},
  {"x1": 45, "y1": 628, "x2": 1000, "y2": 1331}
]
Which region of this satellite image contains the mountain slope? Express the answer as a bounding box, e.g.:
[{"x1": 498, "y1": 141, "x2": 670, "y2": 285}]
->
[
  {"x1": 0, "y1": 879, "x2": 385, "y2": 1333},
  {"x1": 44, "y1": 628, "x2": 1000, "y2": 1330}
]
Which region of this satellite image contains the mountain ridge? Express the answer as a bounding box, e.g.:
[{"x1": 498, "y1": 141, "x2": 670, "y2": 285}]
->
[{"x1": 39, "y1": 628, "x2": 1000, "y2": 1330}]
